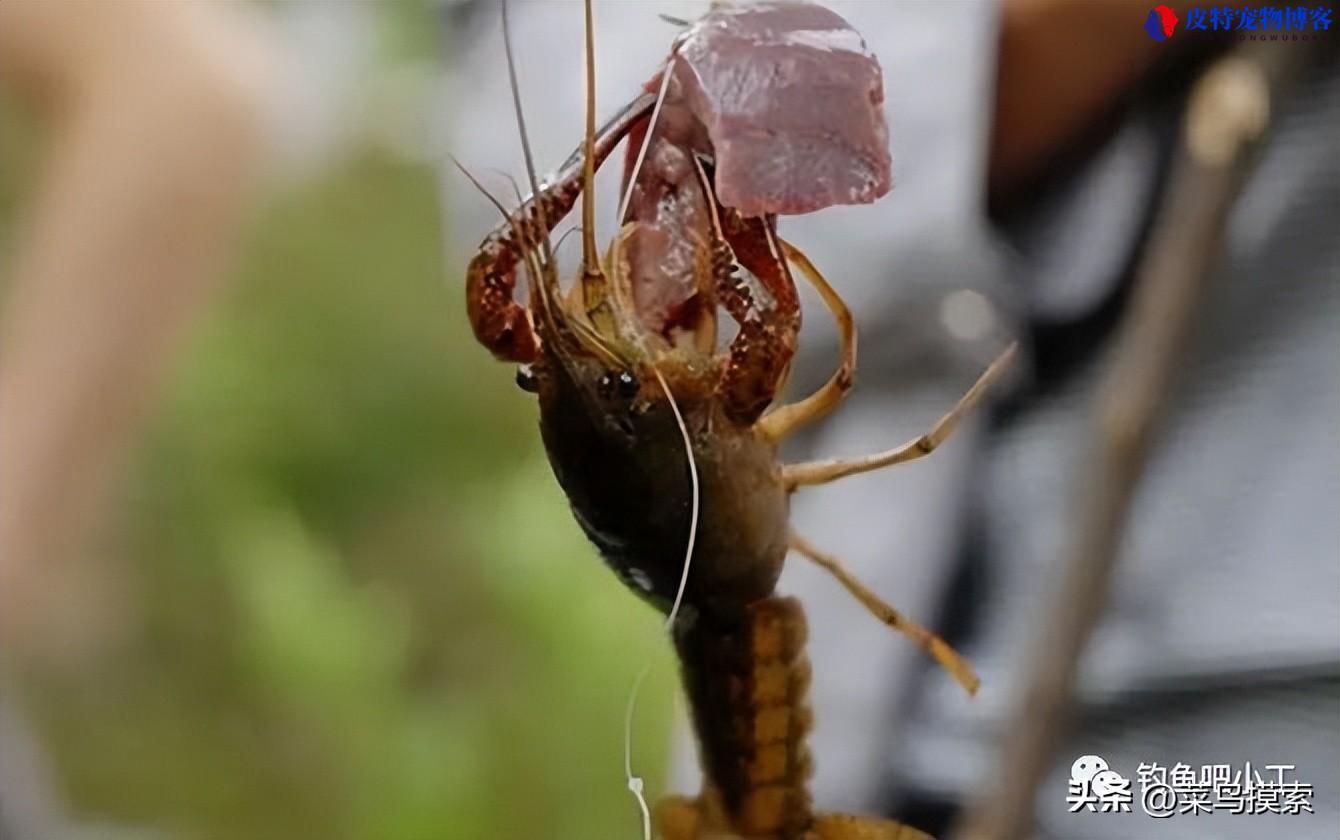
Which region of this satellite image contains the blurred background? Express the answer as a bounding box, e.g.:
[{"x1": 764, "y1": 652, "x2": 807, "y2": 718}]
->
[
  {"x1": 0, "y1": 2, "x2": 1335, "y2": 840},
  {"x1": 0, "y1": 2, "x2": 679, "y2": 838}
]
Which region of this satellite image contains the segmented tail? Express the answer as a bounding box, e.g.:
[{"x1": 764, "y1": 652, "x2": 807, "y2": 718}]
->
[{"x1": 673, "y1": 596, "x2": 815, "y2": 838}]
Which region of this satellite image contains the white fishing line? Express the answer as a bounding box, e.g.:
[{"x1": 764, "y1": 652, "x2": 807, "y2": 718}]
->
[
  {"x1": 499, "y1": 8, "x2": 691, "y2": 835},
  {"x1": 617, "y1": 60, "x2": 675, "y2": 226},
  {"x1": 623, "y1": 662, "x2": 654, "y2": 839},
  {"x1": 614, "y1": 43, "x2": 696, "y2": 840},
  {"x1": 653, "y1": 365, "x2": 700, "y2": 633},
  {"x1": 622, "y1": 364, "x2": 701, "y2": 840}
]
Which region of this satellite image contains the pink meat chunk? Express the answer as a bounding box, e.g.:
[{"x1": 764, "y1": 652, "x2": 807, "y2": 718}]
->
[{"x1": 670, "y1": 1, "x2": 892, "y2": 217}]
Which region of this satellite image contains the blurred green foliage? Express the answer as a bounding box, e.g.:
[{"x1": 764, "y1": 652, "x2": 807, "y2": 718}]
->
[{"x1": 18, "y1": 153, "x2": 678, "y2": 839}]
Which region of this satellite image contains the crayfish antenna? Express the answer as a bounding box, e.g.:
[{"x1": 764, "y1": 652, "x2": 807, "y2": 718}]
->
[
  {"x1": 578, "y1": 0, "x2": 615, "y2": 330},
  {"x1": 449, "y1": 155, "x2": 512, "y2": 222},
  {"x1": 580, "y1": 0, "x2": 602, "y2": 279},
  {"x1": 500, "y1": 1, "x2": 544, "y2": 245},
  {"x1": 500, "y1": 0, "x2": 564, "y2": 334}
]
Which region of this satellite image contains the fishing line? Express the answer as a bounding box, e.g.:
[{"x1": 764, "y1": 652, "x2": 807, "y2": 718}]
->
[
  {"x1": 494, "y1": 4, "x2": 694, "y2": 831},
  {"x1": 621, "y1": 364, "x2": 700, "y2": 840},
  {"x1": 617, "y1": 59, "x2": 674, "y2": 226},
  {"x1": 600, "y1": 15, "x2": 699, "y2": 634},
  {"x1": 653, "y1": 366, "x2": 700, "y2": 634},
  {"x1": 622, "y1": 661, "x2": 654, "y2": 840},
  {"x1": 615, "y1": 54, "x2": 696, "y2": 836}
]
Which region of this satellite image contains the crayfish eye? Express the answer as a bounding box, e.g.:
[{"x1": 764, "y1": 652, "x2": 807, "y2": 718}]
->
[
  {"x1": 514, "y1": 364, "x2": 539, "y2": 393},
  {"x1": 598, "y1": 370, "x2": 639, "y2": 401}
]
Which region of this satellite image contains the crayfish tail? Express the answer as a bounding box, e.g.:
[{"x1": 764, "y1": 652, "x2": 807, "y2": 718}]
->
[{"x1": 672, "y1": 596, "x2": 816, "y2": 838}]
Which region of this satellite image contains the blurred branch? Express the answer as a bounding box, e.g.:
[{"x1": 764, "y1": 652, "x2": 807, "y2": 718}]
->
[{"x1": 952, "y1": 41, "x2": 1323, "y2": 840}]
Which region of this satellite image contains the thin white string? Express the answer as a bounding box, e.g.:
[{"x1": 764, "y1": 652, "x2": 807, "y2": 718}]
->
[
  {"x1": 617, "y1": 60, "x2": 675, "y2": 226},
  {"x1": 622, "y1": 365, "x2": 700, "y2": 840},
  {"x1": 486, "y1": 8, "x2": 696, "y2": 836},
  {"x1": 652, "y1": 366, "x2": 700, "y2": 633},
  {"x1": 623, "y1": 662, "x2": 654, "y2": 838},
  {"x1": 617, "y1": 52, "x2": 692, "y2": 840}
]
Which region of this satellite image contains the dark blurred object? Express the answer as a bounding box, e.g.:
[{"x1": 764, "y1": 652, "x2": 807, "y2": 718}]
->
[
  {"x1": 955, "y1": 38, "x2": 1327, "y2": 840},
  {"x1": 888, "y1": 28, "x2": 1340, "y2": 840}
]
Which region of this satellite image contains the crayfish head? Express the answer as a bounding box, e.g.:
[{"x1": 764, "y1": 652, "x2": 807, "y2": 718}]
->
[
  {"x1": 527, "y1": 219, "x2": 718, "y2": 454},
  {"x1": 522, "y1": 229, "x2": 785, "y2": 618},
  {"x1": 531, "y1": 343, "x2": 711, "y2": 612}
]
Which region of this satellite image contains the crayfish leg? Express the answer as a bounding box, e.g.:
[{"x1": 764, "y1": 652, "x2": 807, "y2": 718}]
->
[
  {"x1": 654, "y1": 788, "x2": 734, "y2": 839},
  {"x1": 758, "y1": 239, "x2": 857, "y2": 442},
  {"x1": 788, "y1": 531, "x2": 980, "y2": 696},
  {"x1": 780, "y1": 344, "x2": 1019, "y2": 489},
  {"x1": 653, "y1": 794, "x2": 702, "y2": 840}
]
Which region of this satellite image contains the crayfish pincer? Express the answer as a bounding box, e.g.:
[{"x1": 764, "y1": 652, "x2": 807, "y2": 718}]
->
[{"x1": 459, "y1": 2, "x2": 1016, "y2": 837}]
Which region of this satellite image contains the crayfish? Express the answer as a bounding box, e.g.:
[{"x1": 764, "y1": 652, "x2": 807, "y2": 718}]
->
[{"x1": 459, "y1": 2, "x2": 1016, "y2": 837}]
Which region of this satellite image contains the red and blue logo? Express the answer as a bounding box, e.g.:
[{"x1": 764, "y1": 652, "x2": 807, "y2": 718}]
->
[
  {"x1": 1143, "y1": 5, "x2": 1181, "y2": 40},
  {"x1": 1145, "y1": 5, "x2": 1332, "y2": 41}
]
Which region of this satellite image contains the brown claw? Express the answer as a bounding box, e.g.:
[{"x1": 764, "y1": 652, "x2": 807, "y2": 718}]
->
[
  {"x1": 464, "y1": 92, "x2": 656, "y2": 362},
  {"x1": 715, "y1": 209, "x2": 801, "y2": 426},
  {"x1": 686, "y1": 156, "x2": 801, "y2": 426},
  {"x1": 467, "y1": 235, "x2": 539, "y2": 362}
]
